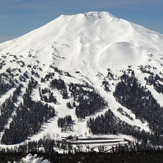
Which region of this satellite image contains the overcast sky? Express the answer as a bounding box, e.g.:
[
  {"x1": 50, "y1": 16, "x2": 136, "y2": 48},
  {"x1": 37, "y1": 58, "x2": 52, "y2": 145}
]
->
[{"x1": 0, "y1": 0, "x2": 163, "y2": 43}]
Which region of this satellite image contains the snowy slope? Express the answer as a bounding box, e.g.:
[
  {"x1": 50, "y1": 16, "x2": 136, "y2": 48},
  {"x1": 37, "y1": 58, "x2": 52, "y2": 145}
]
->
[
  {"x1": 0, "y1": 11, "x2": 163, "y2": 149},
  {"x1": 1, "y1": 11, "x2": 163, "y2": 72}
]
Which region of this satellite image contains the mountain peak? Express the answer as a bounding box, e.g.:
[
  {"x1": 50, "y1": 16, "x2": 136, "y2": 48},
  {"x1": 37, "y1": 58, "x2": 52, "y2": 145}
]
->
[
  {"x1": 0, "y1": 11, "x2": 163, "y2": 152},
  {"x1": 58, "y1": 11, "x2": 117, "y2": 21},
  {"x1": 84, "y1": 11, "x2": 117, "y2": 19},
  {"x1": 1, "y1": 11, "x2": 163, "y2": 72}
]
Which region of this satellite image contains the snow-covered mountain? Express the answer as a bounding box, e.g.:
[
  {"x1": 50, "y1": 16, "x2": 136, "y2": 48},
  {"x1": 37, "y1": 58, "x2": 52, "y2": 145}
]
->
[{"x1": 0, "y1": 11, "x2": 163, "y2": 152}]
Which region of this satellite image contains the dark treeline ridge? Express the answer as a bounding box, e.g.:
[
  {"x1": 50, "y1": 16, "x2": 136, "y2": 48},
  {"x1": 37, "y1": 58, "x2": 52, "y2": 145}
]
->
[
  {"x1": 50, "y1": 78, "x2": 68, "y2": 99},
  {"x1": 39, "y1": 87, "x2": 57, "y2": 104},
  {"x1": 0, "y1": 84, "x2": 23, "y2": 132},
  {"x1": 88, "y1": 70, "x2": 163, "y2": 146},
  {"x1": 58, "y1": 115, "x2": 73, "y2": 131},
  {"x1": 1, "y1": 150, "x2": 163, "y2": 163},
  {"x1": 69, "y1": 83, "x2": 107, "y2": 118},
  {"x1": 87, "y1": 109, "x2": 151, "y2": 144},
  {"x1": 139, "y1": 65, "x2": 163, "y2": 94},
  {"x1": 1, "y1": 78, "x2": 55, "y2": 145},
  {"x1": 31, "y1": 150, "x2": 163, "y2": 163},
  {"x1": 0, "y1": 71, "x2": 16, "y2": 96},
  {"x1": 113, "y1": 72, "x2": 163, "y2": 145},
  {"x1": 146, "y1": 74, "x2": 163, "y2": 94}
]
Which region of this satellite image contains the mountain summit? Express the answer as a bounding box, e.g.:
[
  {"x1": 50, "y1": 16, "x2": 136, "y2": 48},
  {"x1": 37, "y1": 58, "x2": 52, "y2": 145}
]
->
[
  {"x1": 0, "y1": 11, "x2": 163, "y2": 152},
  {"x1": 1, "y1": 11, "x2": 163, "y2": 71}
]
